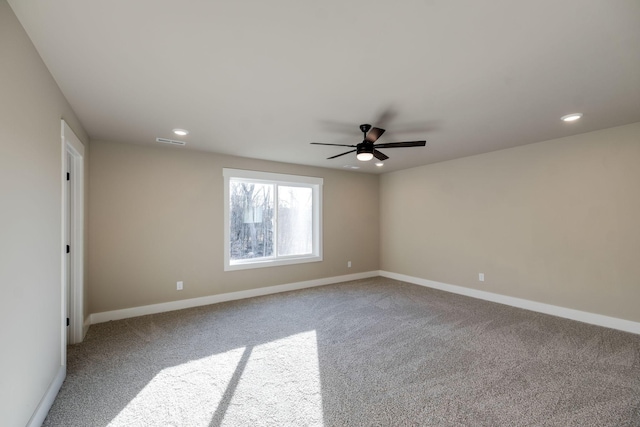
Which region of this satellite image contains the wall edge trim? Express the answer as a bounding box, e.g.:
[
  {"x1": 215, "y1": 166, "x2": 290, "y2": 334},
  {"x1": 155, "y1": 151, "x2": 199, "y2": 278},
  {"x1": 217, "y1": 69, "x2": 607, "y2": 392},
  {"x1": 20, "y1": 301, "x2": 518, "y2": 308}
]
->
[
  {"x1": 83, "y1": 315, "x2": 91, "y2": 340},
  {"x1": 26, "y1": 365, "x2": 65, "y2": 427}
]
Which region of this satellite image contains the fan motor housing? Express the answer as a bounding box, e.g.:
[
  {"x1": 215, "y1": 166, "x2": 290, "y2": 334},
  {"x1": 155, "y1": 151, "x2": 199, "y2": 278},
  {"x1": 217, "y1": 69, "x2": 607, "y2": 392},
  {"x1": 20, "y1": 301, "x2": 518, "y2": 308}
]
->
[{"x1": 357, "y1": 141, "x2": 374, "y2": 155}]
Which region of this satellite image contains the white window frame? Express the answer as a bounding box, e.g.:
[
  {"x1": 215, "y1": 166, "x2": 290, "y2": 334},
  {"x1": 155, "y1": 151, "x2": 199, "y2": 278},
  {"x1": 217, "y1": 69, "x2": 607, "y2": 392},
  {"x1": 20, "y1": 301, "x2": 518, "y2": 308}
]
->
[{"x1": 223, "y1": 168, "x2": 323, "y2": 271}]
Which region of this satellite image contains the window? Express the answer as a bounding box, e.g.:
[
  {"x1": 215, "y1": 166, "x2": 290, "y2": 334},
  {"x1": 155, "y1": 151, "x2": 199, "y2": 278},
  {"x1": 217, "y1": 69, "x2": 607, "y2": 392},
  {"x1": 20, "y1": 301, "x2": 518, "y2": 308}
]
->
[{"x1": 223, "y1": 168, "x2": 323, "y2": 271}]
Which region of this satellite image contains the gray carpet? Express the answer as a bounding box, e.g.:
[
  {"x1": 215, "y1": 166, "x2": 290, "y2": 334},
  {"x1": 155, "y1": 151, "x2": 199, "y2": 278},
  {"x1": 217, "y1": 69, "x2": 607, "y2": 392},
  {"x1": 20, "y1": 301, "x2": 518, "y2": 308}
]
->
[{"x1": 43, "y1": 277, "x2": 640, "y2": 426}]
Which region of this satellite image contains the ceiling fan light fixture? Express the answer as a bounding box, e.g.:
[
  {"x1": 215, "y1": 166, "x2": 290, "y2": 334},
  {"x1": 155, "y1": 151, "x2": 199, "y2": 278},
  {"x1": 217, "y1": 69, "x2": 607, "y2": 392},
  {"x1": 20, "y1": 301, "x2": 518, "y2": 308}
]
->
[
  {"x1": 356, "y1": 152, "x2": 374, "y2": 161},
  {"x1": 356, "y1": 143, "x2": 374, "y2": 161},
  {"x1": 311, "y1": 123, "x2": 427, "y2": 162}
]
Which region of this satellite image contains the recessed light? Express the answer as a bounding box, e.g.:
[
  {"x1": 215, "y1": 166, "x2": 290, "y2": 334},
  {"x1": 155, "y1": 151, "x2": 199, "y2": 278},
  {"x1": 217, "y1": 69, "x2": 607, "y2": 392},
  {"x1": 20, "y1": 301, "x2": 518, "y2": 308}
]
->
[
  {"x1": 375, "y1": 162, "x2": 384, "y2": 167},
  {"x1": 172, "y1": 128, "x2": 189, "y2": 136},
  {"x1": 561, "y1": 113, "x2": 582, "y2": 122}
]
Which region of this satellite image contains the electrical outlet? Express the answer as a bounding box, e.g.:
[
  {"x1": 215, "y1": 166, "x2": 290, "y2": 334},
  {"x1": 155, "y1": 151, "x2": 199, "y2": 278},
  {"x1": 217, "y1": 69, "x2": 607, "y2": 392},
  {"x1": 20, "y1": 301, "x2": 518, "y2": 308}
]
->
[
  {"x1": 347, "y1": 261, "x2": 352, "y2": 268},
  {"x1": 177, "y1": 281, "x2": 183, "y2": 290},
  {"x1": 478, "y1": 273, "x2": 484, "y2": 282}
]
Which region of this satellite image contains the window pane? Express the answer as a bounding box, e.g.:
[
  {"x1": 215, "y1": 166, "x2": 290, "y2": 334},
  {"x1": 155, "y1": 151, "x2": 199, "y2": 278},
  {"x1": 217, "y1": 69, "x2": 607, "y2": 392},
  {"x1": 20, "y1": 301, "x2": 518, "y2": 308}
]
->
[
  {"x1": 224, "y1": 168, "x2": 322, "y2": 271},
  {"x1": 277, "y1": 186, "x2": 312, "y2": 256},
  {"x1": 229, "y1": 181, "x2": 274, "y2": 260}
]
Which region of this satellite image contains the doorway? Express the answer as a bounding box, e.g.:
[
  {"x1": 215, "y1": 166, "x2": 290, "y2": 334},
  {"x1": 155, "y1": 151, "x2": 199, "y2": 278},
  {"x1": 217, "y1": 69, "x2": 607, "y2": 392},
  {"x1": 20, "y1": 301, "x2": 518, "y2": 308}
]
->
[{"x1": 62, "y1": 120, "x2": 85, "y2": 347}]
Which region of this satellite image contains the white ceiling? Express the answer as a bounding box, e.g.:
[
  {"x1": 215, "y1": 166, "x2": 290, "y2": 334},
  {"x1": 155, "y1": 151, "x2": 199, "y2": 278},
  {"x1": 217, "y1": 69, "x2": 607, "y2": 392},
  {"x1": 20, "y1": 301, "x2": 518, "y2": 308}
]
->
[{"x1": 8, "y1": 0, "x2": 640, "y2": 173}]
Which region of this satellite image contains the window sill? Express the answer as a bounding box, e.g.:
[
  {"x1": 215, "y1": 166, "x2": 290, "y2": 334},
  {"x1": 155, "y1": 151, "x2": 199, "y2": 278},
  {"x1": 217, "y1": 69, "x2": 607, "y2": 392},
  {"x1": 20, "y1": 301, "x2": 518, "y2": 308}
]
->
[{"x1": 224, "y1": 254, "x2": 323, "y2": 271}]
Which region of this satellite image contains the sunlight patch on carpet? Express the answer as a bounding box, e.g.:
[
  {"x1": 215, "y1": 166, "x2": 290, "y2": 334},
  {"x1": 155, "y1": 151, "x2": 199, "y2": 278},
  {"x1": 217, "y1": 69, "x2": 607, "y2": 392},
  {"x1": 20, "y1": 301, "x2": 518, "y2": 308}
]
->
[
  {"x1": 220, "y1": 330, "x2": 324, "y2": 426},
  {"x1": 107, "y1": 347, "x2": 246, "y2": 426},
  {"x1": 106, "y1": 331, "x2": 323, "y2": 426}
]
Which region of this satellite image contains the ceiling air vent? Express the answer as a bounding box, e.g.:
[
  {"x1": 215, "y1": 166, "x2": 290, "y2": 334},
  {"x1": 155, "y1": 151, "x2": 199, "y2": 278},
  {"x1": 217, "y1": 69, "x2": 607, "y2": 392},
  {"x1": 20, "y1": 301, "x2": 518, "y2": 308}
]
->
[{"x1": 156, "y1": 137, "x2": 186, "y2": 146}]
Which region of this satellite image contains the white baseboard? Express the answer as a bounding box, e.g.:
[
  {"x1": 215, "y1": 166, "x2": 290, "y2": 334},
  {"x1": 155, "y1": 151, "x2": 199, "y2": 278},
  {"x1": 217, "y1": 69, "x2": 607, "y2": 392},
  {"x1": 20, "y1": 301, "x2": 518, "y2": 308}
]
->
[
  {"x1": 90, "y1": 270, "x2": 640, "y2": 334},
  {"x1": 379, "y1": 271, "x2": 640, "y2": 335},
  {"x1": 26, "y1": 365, "x2": 65, "y2": 427},
  {"x1": 90, "y1": 271, "x2": 378, "y2": 324}
]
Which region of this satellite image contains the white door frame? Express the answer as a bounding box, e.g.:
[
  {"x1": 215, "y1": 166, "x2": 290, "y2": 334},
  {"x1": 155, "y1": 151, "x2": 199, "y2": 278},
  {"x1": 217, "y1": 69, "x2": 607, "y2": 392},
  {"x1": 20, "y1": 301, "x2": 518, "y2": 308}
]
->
[{"x1": 61, "y1": 120, "x2": 85, "y2": 348}]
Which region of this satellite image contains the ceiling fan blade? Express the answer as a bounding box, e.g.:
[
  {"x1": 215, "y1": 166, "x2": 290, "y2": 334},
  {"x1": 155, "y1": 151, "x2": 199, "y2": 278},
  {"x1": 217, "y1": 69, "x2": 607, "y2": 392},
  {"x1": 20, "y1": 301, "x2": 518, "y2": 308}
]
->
[
  {"x1": 373, "y1": 107, "x2": 398, "y2": 129},
  {"x1": 373, "y1": 150, "x2": 389, "y2": 161},
  {"x1": 374, "y1": 140, "x2": 426, "y2": 148},
  {"x1": 366, "y1": 127, "x2": 386, "y2": 143},
  {"x1": 327, "y1": 149, "x2": 356, "y2": 159},
  {"x1": 311, "y1": 142, "x2": 357, "y2": 147}
]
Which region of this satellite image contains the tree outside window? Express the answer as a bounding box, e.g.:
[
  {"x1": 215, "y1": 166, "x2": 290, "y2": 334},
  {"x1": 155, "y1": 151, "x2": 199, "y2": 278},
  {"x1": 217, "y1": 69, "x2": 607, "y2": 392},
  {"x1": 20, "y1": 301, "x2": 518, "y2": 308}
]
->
[{"x1": 224, "y1": 169, "x2": 322, "y2": 271}]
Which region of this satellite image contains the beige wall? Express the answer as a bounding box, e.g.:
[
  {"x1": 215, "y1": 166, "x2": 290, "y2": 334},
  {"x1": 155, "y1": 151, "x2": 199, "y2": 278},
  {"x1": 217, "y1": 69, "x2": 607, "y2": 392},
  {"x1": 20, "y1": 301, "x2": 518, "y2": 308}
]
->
[
  {"x1": 89, "y1": 141, "x2": 379, "y2": 314},
  {"x1": 0, "y1": 1, "x2": 89, "y2": 425},
  {"x1": 381, "y1": 122, "x2": 640, "y2": 323}
]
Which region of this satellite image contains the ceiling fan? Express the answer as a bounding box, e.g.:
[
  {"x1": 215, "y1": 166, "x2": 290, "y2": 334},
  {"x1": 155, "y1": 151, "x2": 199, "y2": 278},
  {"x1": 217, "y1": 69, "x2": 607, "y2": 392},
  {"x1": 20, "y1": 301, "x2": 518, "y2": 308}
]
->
[{"x1": 311, "y1": 124, "x2": 426, "y2": 162}]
